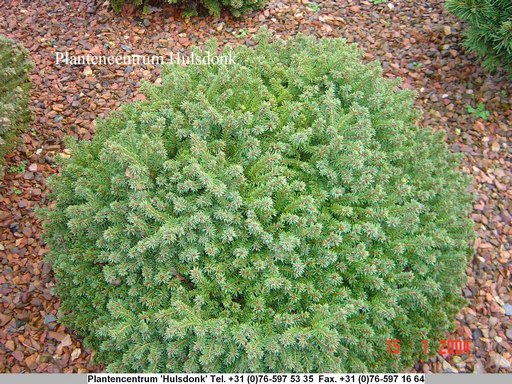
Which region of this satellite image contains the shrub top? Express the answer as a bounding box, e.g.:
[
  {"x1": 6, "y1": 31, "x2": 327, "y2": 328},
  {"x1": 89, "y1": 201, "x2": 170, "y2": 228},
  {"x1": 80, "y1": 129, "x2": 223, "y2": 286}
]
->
[
  {"x1": 42, "y1": 33, "x2": 474, "y2": 373},
  {"x1": 109, "y1": 0, "x2": 269, "y2": 18}
]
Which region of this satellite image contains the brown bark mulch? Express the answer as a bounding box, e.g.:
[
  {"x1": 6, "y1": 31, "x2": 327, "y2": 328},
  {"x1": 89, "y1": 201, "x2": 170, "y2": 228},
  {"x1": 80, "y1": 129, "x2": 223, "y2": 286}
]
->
[{"x1": 0, "y1": 0, "x2": 511, "y2": 374}]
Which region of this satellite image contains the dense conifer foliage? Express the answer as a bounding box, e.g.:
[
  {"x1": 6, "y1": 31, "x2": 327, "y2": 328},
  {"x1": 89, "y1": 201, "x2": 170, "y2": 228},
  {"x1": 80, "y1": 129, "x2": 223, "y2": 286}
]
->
[
  {"x1": 41, "y1": 34, "x2": 474, "y2": 372},
  {"x1": 0, "y1": 35, "x2": 33, "y2": 176},
  {"x1": 447, "y1": 0, "x2": 512, "y2": 72},
  {"x1": 109, "y1": 0, "x2": 268, "y2": 17}
]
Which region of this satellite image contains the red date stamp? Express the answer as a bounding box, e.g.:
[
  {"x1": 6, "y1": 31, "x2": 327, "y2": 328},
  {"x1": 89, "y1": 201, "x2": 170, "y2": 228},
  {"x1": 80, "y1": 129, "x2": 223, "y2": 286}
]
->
[{"x1": 386, "y1": 339, "x2": 471, "y2": 356}]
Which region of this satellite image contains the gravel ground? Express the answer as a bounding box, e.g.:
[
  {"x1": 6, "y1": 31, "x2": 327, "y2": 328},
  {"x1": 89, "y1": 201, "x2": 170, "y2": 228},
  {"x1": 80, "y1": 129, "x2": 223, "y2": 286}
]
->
[{"x1": 0, "y1": 0, "x2": 511, "y2": 374}]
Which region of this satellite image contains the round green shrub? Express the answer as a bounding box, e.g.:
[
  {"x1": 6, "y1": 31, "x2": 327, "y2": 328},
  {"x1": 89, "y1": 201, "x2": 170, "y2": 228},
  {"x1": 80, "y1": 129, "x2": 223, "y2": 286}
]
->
[
  {"x1": 0, "y1": 35, "x2": 33, "y2": 176},
  {"x1": 41, "y1": 34, "x2": 474, "y2": 372},
  {"x1": 447, "y1": 0, "x2": 512, "y2": 72}
]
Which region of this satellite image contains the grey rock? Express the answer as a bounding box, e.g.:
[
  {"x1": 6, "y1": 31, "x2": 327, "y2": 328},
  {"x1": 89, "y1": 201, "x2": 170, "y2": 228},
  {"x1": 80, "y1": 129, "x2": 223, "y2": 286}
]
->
[
  {"x1": 44, "y1": 314, "x2": 57, "y2": 324},
  {"x1": 491, "y1": 353, "x2": 511, "y2": 369}
]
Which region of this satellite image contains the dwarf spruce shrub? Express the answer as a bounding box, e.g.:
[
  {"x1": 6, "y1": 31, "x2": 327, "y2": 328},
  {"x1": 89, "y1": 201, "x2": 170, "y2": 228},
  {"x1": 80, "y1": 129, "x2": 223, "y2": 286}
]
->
[
  {"x1": 0, "y1": 35, "x2": 33, "y2": 176},
  {"x1": 447, "y1": 0, "x2": 512, "y2": 72},
  {"x1": 110, "y1": 0, "x2": 268, "y2": 17},
  {"x1": 41, "y1": 34, "x2": 474, "y2": 372}
]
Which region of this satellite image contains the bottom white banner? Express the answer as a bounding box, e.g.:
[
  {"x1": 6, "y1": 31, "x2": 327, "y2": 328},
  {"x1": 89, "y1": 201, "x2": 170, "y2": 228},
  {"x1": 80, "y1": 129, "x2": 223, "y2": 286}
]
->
[{"x1": 86, "y1": 374, "x2": 425, "y2": 384}]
